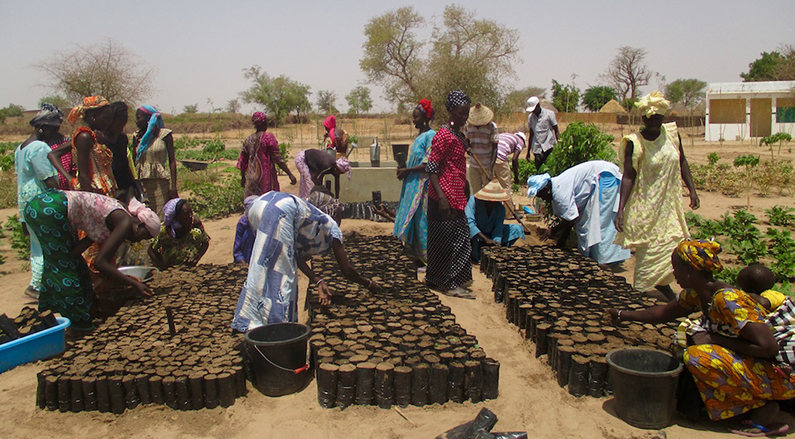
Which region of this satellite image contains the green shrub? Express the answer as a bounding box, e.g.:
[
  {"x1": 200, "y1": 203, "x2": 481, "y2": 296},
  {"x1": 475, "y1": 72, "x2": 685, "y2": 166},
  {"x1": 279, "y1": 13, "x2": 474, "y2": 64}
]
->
[
  {"x1": 766, "y1": 205, "x2": 795, "y2": 227},
  {"x1": 766, "y1": 228, "x2": 795, "y2": 281},
  {"x1": 184, "y1": 176, "x2": 244, "y2": 219},
  {"x1": 516, "y1": 159, "x2": 536, "y2": 183},
  {"x1": 541, "y1": 122, "x2": 616, "y2": 177},
  {"x1": 4, "y1": 214, "x2": 30, "y2": 263}
]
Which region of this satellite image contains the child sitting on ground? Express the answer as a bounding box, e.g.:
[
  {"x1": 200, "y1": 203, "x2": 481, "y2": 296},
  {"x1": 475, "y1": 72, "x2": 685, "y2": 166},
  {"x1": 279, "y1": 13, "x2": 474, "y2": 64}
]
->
[{"x1": 737, "y1": 263, "x2": 786, "y2": 313}]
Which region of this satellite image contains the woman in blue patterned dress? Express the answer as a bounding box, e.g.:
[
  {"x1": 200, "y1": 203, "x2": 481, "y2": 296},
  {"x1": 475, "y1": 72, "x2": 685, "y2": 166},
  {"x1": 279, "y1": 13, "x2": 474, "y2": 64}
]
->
[
  {"x1": 393, "y1": 99, "x2": 435, "y2": 267},
  {"x1": 232, "y1": 192, "x2": 380, "y2": 331}
]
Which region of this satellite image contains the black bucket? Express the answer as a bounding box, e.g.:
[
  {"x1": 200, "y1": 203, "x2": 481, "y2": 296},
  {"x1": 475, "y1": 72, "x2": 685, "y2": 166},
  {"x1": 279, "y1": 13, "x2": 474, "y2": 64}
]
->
[
  {"x1": 606, "y1": 348, "x2": 683, "y2": 429},
  {"x1": 245, "y1": 323, "x2": 312, "y2": 397}
]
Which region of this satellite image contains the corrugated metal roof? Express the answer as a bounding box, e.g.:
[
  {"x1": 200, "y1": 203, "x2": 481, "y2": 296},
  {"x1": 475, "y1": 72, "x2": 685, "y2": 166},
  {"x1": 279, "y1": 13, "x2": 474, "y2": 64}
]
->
[{"x1": 707, "y1": 81, "x2": 795, "y2": 95}]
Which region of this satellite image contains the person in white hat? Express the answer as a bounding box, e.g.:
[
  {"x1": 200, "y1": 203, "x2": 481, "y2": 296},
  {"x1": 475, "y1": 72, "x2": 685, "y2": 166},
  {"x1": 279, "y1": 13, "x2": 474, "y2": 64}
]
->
[
  {"x1": 465, "y1": 103, "x2": 499, "y2": 193},
  {"x1": 525, "y1": 96, "x2": 559, "y2": 169},
  {"x1": 466, "y1": 179, "x2": 525, "y2": 265},
  {"x1": 493, "y1": 131, "x2": 527, "y2": 206}
]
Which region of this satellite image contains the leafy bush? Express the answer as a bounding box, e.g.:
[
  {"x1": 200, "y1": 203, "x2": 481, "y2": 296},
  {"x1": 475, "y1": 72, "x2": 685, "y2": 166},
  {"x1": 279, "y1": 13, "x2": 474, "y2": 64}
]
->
[
  {"x1": 4, "y1": 214, "x2": 30, "y2": 263},
  {"x1": 766, "y1": 228, "x2": 795, "y2": 281},
  {"x1": 541, "y1": 122, "x2": 616, "y2": 177},
  {"x1": 721, "y1": 210, "x2": 766, "y2": 264},
  {"x1": 516, "y1": 159, "x2": 536, "y2": 183},
  {"x1": 184, "y1": 176, "x2": 244, "y2": 219},
  {"x1": 766, "y1": 205, "x2": 795, "y2": 227}
]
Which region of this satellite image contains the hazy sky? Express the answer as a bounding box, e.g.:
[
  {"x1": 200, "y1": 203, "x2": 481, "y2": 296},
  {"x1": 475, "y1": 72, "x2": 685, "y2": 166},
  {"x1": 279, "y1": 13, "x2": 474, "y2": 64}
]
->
[{"x1": 1, "y1": 0, "x2": 793, "y2": 114}]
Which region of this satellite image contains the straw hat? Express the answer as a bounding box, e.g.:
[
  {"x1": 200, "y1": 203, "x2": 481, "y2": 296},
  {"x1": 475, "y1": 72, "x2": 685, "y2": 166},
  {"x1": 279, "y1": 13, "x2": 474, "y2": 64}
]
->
[
  {"x1": 468, "y1": 103, "x2": 494, "y2": 126},
  {"x1": 474, "y1": 179, "x2": 510, "y2": 202}
]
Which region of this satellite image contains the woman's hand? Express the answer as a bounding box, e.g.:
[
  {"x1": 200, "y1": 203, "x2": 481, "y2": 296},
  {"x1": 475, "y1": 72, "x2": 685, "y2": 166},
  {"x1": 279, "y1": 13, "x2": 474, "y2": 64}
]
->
[
  {"x1": 289, "y1": 174, "x2": 297, "y2": 185},
  {"x1": 367, "y1": 279, "x2": 381, "y2": 293},
  {"x1": 614, "y1": 211, "x2": 625, "y2": 232},
  {"x1": 690, "y1": 193, "x2": 700, "y2": 210},
  {"x1": 539, "y1": 228, "x2": 553, "y2": 240},
  {"x1": 691, "y1": 331, "x2": 713, "y2": 345},
  {"x1": 605, "y1": 309, "x2": 620, "y2": 326},
  {"x1": 131, "y1": 278, "x2": 153, "y2": 297},
  {"x1": 317, "y1": 280, "x2": 332, "y2": 306},
  {"x1": 438, "y1": 196, "x2": 451, "y2": 220},
  {"x1": 396, "y1": 169, "x2": 409, "y2": 180}
]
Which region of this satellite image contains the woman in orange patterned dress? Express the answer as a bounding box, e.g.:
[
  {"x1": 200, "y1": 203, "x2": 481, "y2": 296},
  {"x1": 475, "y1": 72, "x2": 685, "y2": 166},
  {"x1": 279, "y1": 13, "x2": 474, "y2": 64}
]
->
[{"x1": 608, "y1": 239, "x2": 795, "y2": 436}]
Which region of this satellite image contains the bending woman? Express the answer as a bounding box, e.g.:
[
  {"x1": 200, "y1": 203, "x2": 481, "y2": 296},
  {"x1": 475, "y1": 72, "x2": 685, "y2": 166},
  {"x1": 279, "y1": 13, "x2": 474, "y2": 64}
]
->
[
  {"x1": 425, "y1": 90, "x2": 473, "y2": 299},
  {"x1": 615, "y1": 91, "x2": 699, "y2": 300},
  {"x1": 231, "y1": 191, "x2": 379, "y2": 331},
  {"x1": 608, "y1": 239, "x2": 794, "y2": 436},
  {"x1": 393, "y1": 99, "x2": 435, "y2": 266},
  {"x1": 295, "y1": 148, "x2": 350, "y2": 199},
  {"x1": 25, "y1": 191, "x2": 160, "y2": 331},
  {"x1": 149, "y1": 198, "x2": 210, "y2": 269}
]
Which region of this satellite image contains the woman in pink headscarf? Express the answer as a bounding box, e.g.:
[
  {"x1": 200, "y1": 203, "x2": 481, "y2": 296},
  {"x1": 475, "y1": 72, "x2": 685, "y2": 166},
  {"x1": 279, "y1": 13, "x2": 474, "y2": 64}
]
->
[
  {"x1": 323, "y1": 115, "x2": 350, "y2": 158},
  {"x1": 237, "y1": 112, "x2": 296, "y2": 198}
]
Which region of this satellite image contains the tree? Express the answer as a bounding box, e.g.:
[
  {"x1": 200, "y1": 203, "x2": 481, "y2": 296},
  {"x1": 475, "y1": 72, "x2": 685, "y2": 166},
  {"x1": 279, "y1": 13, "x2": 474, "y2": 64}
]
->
[
  {"x1": 345, "y1": 86, "x2": 373, "y2": 115},
  {"x1": 581, "y1": 86, "x2": 617, "y2": 112},
  {"x1": 226, "y1": 98, "x2": 241, "y2": 114},
  {"x1": 504, "y1": 86, "x2": 547, "y2": 113},
  {"x1": 599, "y1": 46, "x2": 652, "y2": 101},
  {"x1": 360, "y1": 5, "x2": 520, "y2": 117},
  {"x1": 741, "y1": 46, "x2": 795, "y2": 81},
  {"x1": 551, "y1": 80, "x2": 579, "y2": 113},
  {"x1": 0, "y1": 103, "x2": 25, "y2": 123},
  {"x1": 664, "y1": 79, "x2": 707, "y2": 112},
  {"x1": 316, "y1": 90, "x2": 337, "y2": 114},
  {"x1": 35, "y1": 39, "x2": 156, "y2": 105},
  {"x1": 182, "y1": 104, "x2": 198, "y2": 114},
  {"x1": 240, "y1": 66, "x2": 312, "y2": 124},
  {"x1": 38, "y1": 95, "x2": 72, "y2": 111}
]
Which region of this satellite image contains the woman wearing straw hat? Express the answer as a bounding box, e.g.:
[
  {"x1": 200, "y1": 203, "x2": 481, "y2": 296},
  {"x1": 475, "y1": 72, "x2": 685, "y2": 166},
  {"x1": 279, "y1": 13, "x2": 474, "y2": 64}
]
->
[
  {"x1": 614, "y1": 91, "x2": 699, "y2": 300},
  {"x1": 527, "y1": 160, "x2": 630, "y2": 265},
  {"x1": 465, "y1": 103, "x2": 499, "y2": 193},
  {"x1": 465, "y1": 179, "x2": 525, "y2": 263}
]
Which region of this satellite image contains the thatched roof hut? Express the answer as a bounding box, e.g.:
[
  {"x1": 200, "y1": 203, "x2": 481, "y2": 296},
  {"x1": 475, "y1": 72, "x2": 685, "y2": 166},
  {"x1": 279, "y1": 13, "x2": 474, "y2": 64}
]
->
[{"x1": 599, "y1": 99, "x2": 627, "y2": 114}]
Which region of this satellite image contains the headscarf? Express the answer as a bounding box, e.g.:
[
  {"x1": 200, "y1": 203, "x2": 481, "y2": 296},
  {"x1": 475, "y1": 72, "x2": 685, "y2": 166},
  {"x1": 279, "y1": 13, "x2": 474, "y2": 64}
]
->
[
  {"x1": 162, "y1": 197, "x2": 187, "y2": 238},
  {"x1": 636, "y1": 91, "x2": 671, "y2": 118},
  {"x1": 252, "y1": 112, "x2": 267, "y2": 126},
  {"x1": 136, "y1": 105, "x2": 165, "y2": 160},
  {"x1": 67, "y1": 95, "x2": 110, "y2": 123},
  {"x1": 336, "y1": 157, "x2": 351, "y2": 180},
  {"x1": 128, "y1": 197, "x2": 161, "y2": 239},
  {"x1": 324, "y1": 115, "x2": 337, "y2": 148},
  {"x1": 675, "y1": 238, "x2": 723, "y2": 272},
  {"x1": 445, "y1": 90, "x2": 471, "y2": 111},
  {"x1": 243, "y1": 195, "x2": 259, "y2": 215},
  {"x1": 30, "y1": 103, "x2": 63, "y2": 128},
  {"x1": 417, "y1": 99, "x2": 435, "y2": 120},
  {"x1": 526, "y1": 173, "x2": 551, "y2": 197}
]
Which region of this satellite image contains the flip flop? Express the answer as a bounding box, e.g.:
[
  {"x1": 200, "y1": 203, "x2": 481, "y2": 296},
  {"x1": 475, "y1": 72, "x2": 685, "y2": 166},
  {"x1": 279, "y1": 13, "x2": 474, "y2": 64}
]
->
[
  {"x1": 443, "y1": 287, "x2": 476, "y2": 300},
  {"x1": 729, "y1": 420, "x2": 790, "y2": 437}
]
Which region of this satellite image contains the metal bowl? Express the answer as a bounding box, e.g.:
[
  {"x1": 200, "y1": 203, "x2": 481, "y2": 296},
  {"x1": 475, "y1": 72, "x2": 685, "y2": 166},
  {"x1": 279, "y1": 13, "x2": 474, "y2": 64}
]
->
[{"x1": 118, "y1": 266, "x2": 158, "y2": 282}]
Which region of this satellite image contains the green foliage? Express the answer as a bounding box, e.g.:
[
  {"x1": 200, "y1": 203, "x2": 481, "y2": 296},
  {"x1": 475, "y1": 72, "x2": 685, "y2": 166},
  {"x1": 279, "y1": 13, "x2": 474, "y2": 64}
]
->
[
  {"x1": 741, "y1": 51, "x2": 784, "y2": 82},
  {"x1": 620, "y1": 97, "x2": 638, "y2": 112},
  {"x1": 0, "y1": 154, "x2": 14, "y2": 171},
  {"x1": 173, "y1": 138, "x2": 239, "y2": 161},
  {"x1": 685, "y1": 212, "x2": 726, "y2": 240},
  {"x1": 279, "y1": 142, "x2": 291, "y2": 162},
  {"x1": 715, "y1": 266, "x2": 740, "y2": 285},
  {"x1": 664, "y1": 79, "x2": 706, "y2": 111},
  {"x1": 184, "y1": 176, "x2": 243, "y2": 220},
  {"x1": 541, "y1": 122, "x2": 616, "y2": 177},
  {"x1": 182, "y1": 104, "x2": 198, "y2": 114},
  {"x1": 240, "y1": 66, "x2": 312, "y2": 124},
  {"x1": 766, "y1": 205, "x2": 795, "y2": 227},
  {"x1": 360, "y1": 5, "x2": 520, "y2": 117},
  {"x1": 0, "y1": 103, "x2": 25, "y2": 123},
  {"x1": 733, "y1": 154, "x2": 760, "y2": 168},
  {"x1": 707, "y1": 152, "x2": 720, "y2": 166},
  {"x1": 721, "y1": 210, "x2": 766, "y2": 264},
  {"x1": 766, "y1": 228, "x2": 795, "y2": 281},
  {"x1": 581, "y1": 86, "x2": 617, "y2": 112},
  {"x1": 38, "y1": 95, "x2": 72, "y2": 110},
  {"x1": 345, "y1": 86, "x2": 373, "y2": 115},
  {"x1": 316, "y1": 90, "x2": 337, "y2": 114},
  {"x1": 761, "y1": 132, "x2": 792, "y2": 158},
  {"x1": 4, "y1": 215, "x2": 30, "y2": 262},
  {"x1": 551, "y1": 79, "x2": 580, "y2": 113},
  {"x1": 516, "y1": 159, "x2": 536, "y2": 183}
]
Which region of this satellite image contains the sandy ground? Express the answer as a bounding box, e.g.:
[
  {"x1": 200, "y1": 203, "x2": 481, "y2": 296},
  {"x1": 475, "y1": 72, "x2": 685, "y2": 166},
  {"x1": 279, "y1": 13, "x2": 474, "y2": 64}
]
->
[{"x1": 0, "y1": 137, "x2": 794, "y2": 438}]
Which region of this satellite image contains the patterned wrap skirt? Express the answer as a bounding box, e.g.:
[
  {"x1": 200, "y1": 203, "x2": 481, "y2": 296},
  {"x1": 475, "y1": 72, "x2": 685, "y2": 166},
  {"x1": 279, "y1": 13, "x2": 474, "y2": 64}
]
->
[
  {"x1": 25, "y1": 191, "x2": 94, "y2": 331},
  {"x1": 425, "y1": 198, "x2": 472, "y2": 291}
]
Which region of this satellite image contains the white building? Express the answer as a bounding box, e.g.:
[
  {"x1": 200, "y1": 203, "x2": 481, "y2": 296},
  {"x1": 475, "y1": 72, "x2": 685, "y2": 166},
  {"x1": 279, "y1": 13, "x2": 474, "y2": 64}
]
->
[{"x1": 705, "y1": 81, "x2": 795, "y2": 141}]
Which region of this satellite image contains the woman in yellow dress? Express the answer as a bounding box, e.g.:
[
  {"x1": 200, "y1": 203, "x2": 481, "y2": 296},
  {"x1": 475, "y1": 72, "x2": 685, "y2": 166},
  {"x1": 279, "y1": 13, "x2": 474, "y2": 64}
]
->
[{"x1": 614, "y1": 91, "x2": 699, "y2": 300}]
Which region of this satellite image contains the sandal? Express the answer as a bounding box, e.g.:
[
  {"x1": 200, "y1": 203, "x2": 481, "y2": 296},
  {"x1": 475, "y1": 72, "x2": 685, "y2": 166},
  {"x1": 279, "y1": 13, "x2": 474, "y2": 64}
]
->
[
  {"x1": 443, "y1": 287, "x2": 476, "y2": 300},
  {"x1": 729, "y1": 420, "x2": 789, "y2": 437}
]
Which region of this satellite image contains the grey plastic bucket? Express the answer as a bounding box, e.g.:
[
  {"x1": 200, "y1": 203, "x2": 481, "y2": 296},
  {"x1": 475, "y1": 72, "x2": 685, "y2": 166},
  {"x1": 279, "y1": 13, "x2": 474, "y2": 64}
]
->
[
  {"x1": 606, "y1": 348, "x2": 683, "y2": 429},
  {"x1": 245, "y1": 323, "x2": 312, "y2": 397}
]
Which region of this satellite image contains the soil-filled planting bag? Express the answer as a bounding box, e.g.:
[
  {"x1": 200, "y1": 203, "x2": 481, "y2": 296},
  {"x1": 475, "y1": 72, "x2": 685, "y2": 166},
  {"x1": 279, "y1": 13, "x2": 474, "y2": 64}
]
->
[
  {"x1": 481, "y1": 246, "x2": 679, "y2": 399},
  {"x1": 308, "y1": 235, "x2": 499, "y2": 408}
]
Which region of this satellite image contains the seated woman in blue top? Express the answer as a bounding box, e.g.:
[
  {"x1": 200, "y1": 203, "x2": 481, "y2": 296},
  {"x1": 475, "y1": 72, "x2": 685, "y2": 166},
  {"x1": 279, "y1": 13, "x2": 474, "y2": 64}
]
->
[{"x1": 466, "y1": 179, "x2": 525, "y2": 262}]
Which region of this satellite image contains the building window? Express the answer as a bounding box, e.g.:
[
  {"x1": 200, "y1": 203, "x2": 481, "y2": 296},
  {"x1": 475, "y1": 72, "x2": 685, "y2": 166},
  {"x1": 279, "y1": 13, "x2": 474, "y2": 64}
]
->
[
  {"x1": 776, "y1": 98, "x2": 795, "y2": 123},
  {"x1": 709, "y1": 99, "x2": 745, "y2": 124}
]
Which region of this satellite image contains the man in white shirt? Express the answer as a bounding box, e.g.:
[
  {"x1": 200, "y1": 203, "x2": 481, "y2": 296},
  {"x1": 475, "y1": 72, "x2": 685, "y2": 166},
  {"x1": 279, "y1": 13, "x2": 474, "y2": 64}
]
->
[{"x1": 525, "y1": 96, "x2": 560, "y2": 169}]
